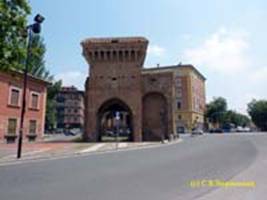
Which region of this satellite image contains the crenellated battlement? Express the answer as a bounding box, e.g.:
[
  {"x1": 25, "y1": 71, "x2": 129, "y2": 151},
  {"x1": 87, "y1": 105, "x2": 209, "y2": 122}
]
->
[{"x1": 81, "y1": 37, "x2": 148, "y2": 66}]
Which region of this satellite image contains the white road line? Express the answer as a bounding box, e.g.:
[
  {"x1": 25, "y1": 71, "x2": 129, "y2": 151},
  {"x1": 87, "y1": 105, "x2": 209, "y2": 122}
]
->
[
  {"x1": 118, "y1": 143, "x2": 128, "y2": 148},
  {"x1": 79, "y1": 143, "x2": 106, "y2": 153}
]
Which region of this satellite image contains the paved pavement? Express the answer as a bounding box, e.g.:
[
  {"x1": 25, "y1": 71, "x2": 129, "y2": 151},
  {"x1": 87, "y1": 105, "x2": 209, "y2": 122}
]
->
[
  {"x1": 0, "y1": 133, "x2": 266, "y2": 200},
  {"x1": 0, "y1": 136, "x2": 159, "y2": 163}
]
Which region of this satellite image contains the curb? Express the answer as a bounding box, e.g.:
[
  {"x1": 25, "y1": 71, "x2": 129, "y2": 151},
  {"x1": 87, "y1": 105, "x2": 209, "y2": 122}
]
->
[{"x1": 0, "y1": 138, "x2": 183, "y2": 167}]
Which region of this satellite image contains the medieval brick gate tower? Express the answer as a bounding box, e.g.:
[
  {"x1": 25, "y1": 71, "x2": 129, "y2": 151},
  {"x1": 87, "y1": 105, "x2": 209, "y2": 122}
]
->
[{"x1": 81, "y1": 37, "x2": 149, "y2": 142}]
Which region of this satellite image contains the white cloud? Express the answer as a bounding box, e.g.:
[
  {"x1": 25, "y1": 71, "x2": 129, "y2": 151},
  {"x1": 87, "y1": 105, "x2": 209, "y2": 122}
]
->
[
  {"x1": 55, "y1": 70, "x2": 87, "y2": 90},
  {"x1": 147, "y1": 44, "x2": 166, "y2": 57},
  {"x1": 182, "y1": 27, "x2": 250, "y2": 74},
  {"x1": 180, "y1": 27, "x2": 267, "y2": 114},
  {"x1": 250, "y1": 67, "x2": 267, "y2": 83}
]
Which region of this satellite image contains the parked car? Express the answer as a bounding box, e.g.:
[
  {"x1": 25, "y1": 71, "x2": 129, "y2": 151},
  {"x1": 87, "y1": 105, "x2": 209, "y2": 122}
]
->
[
  {"x1": 192, "y1": 129, "x2": 204, "y2": 136},
  {"x1": 55, "y1": 128, "x2": 64, "y2": 134},
  {"x1": 105, "y1": 130, "x2": 115, "y2": 137},
  {"x1": 119, "y1": 128, "x2": 131, "y2": 136},
  {"x1": 236, "y1": 126, "x2": 251, "y2": 132},
  {"x1": 236, "y1": 126, "x2": 244, "y2": 132},
  {"x1": 209, "y1": 128, "x2": 224, "y2": 133},
  {"x1": 243, "y1": 127, "x2": 251, "y2": 132},
  {"x1": 64, "y1": 128, "x2": 81, "y2": 136}
]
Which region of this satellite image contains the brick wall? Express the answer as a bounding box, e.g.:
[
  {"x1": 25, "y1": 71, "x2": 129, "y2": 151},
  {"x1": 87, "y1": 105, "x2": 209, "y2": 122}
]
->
[
  {"x1": 82, "y1": 37, "x2": 148, "y2": 142},
  {"x1": 142, "y1": 71, "x2": 176, "y2": 139},
  {"x1": 0, "y1": 71, "x2": 48, "y2": 142}
]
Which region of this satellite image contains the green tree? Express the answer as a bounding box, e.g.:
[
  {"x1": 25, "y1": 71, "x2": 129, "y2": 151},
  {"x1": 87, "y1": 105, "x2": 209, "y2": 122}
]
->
[
  {"x1": 0, "y1": 0, "x2": 30, "y2": 70},
  {"x1": 222, "y1": 110, "x2": 250, "y2": 127},
  {"x1": 205, "y1": 97, "x2": 227, "y2": 125},
  {"x1": 0, "y1": 1, "x2": 61, "y2": 133},
  {"x1": 27, "y1": 34, "x2": 53, "y2": 81},
  {"x1": 248, "y1": 100, "x2": 267, "y2": 131},
  {"x1": 45, "y1": 80, "x2": 62, "y2": 131}
]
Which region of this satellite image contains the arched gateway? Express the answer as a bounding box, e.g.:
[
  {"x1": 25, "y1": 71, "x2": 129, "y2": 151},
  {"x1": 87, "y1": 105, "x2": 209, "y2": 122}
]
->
[
  {"x1": 97, "y1": 99, "x2": 133, "y2": 142},
  {"x1": 81, "y1": 36, "x2": 186, "y2": 142},
  {"x1": 81, "y1": 37, "x2": 148, "y2": 142}
]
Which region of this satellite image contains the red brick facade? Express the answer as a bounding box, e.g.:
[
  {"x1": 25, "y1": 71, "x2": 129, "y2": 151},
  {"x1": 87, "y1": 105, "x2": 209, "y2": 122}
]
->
[
  {"x1": 0, "y1": 70, "x2": 48, "y2": 143},
  {"x1": 81, "y1": 37, "x2": 206, "y2": 142}
]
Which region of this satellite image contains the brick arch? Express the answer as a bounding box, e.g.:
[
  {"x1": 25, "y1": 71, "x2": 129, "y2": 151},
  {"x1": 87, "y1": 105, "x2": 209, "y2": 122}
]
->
[
  {"x1": 96, "y1": 98, "x2": 133, "y2": 142},
  {"x1": 142, "y1": 92, "x2": 168, "y2": 141}
]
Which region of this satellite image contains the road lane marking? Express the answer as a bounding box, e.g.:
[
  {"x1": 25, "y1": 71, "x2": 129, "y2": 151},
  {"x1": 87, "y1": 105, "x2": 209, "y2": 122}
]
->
[
  {"x1": 79, "y1": 143, "x2": 106, "y2": 153},
  {"x1": 118, "y1": 143, "x2": 128, "y2": 148}
]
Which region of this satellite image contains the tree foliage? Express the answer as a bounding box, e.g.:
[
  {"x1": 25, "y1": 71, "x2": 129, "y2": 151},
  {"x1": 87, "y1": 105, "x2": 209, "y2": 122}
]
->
[
  {"x1": 0, "y1": 0, "x2": 62, "y2": 132},
  {"x1": 222, "y1": 110, "x2": 250, "y2": 127},
  {"x1": 206, "y1": 97, "x2": 251, "y2": 128},
  {"x1": 248, "y1": 100, "x2": 267, "y2": 131},
  {"x1": 28, "y1": 34, "x2": 53, "y2": 81},
  {"x1": 45, "y1": 80, "x2": 62, "y2": 130},
  {"x1": 205, "y1": 97, "x2": 227, "y2": 124},
  {"x1": 0, "y1": 0, "x2": 30, "y2": 70},
  {"x1": 0, "y1": 0, "x2": 52, "y2": 82}
]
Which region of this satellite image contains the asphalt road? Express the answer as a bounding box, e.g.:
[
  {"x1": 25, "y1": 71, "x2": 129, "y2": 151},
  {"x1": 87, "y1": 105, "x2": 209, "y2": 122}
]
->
[{"x1": 0, "y1": 133, "x2": 265, "y2": 200}]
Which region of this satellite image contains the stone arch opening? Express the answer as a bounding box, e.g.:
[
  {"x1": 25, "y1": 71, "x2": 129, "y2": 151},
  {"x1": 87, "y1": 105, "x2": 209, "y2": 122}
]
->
[
  {"x1": 97, "y1": 98, "x2": 133, "y2": 142},
  {"x1": 142, "y1": 92, "x2": 168, "y2": 141}
]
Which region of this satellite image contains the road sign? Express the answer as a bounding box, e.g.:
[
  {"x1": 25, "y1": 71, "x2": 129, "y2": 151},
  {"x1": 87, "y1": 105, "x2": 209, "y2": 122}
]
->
[{"x1": 115, "y1": 111, "x2": 120, "y2": 120}]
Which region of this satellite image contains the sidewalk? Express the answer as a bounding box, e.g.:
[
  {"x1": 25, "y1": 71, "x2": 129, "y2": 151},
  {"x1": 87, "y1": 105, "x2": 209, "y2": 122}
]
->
[{"x1": 0, "y1": 138, "x2": 177, "y2": 165}]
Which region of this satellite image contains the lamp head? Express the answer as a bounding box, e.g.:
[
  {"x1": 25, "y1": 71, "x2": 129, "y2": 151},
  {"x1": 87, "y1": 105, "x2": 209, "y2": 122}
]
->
[{"x1": 34, "y1": 14, "x2": 45, "y2": 24}]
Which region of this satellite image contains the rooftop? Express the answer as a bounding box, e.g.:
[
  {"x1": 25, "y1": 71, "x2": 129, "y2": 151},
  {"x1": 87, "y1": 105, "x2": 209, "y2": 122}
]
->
[
  {"x1": 142, "y1": 64, "x2": 206, "y2": 80},
  {"x1": 0, "y1": 69, "x2": 51, "y2": 85},
  {"x1": 81, "y1": 37, "x2": 148, "y2": 45},
  {"x1": 60, "y1": 86, "x2": 84, "y2": 94}
]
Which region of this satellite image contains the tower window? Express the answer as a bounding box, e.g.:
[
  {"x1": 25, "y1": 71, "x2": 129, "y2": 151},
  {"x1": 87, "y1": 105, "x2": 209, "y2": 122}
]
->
[
  {"x1": 94, "y1": 51, "x2": 99, "y2": 60},
  {"x1": 106, "y1": 51, "x2": 111, "y2": 59},
  {"x1": 150, "y1": 78, "x2": 157, "y2": 82},
  {"x1": 100, "y1": 51, "x2": 104, "y2": 60},
  {"x1": 113, "y1": 51, "x2": 117, "y2": 59},
  {"x1": 125, "y1": 51, "x2": 129, "y2": 60},
  {"x1": 89, "y1": 52, "x2": 93, "y2": 58},
  {"x1": 111, "y1": 39, "x2": 119, "y2": 43},
  {"x1": 119, "y1": 51, "x2": 123, "y2": 61},
  {"x1": 177, "y1": 101, "x2": 181, "y2": 109},
  {"x1": 131, "y1": 50, "x2": 135, "y2": 60}
]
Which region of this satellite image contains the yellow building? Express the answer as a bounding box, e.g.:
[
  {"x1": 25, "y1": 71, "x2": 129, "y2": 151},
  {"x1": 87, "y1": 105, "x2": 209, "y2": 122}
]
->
[{"x1": 143, "y1": 64, "x2": 206, "y2": 133}]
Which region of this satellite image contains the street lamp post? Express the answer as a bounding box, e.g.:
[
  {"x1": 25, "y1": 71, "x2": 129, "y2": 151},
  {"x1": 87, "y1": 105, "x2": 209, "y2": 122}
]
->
[{"x1": 17, "y1": 14, "x2": 45, "y2": 159}]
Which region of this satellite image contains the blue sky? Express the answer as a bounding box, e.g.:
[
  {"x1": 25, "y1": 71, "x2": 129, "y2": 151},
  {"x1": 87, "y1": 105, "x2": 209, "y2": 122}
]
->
[{"x1": 29, "y1": 0, "x2": 267, "y2": 114}]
